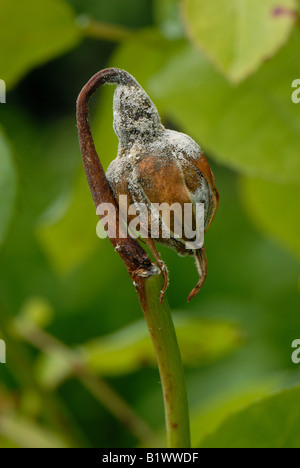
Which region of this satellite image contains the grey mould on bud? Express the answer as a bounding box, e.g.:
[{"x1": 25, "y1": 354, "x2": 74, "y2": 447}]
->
[{"x1": 77, "y1": 68, "x2": 219, "y2": 302}]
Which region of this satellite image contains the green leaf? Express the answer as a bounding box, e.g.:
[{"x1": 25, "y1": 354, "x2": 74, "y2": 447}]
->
[
  {"x1": 0, "y1": 437, "x2": 18, "y2": 448},
  {"x1": 36, "y1": 170, "x2": 100, "y2": 274},
  {"x1": 83, "y1": 314, "x2": 243, "y2": 376},
  {"x1": 0, "y1": 0, "x2": 81, "y2": 88},
  {"x1": 240, "y1": 176, "x2": 300, "y2": 259},
  {"x1": 34, "y1": 314, "x2": 242, "y2": 387},
  {"x1": 183, "y1": 0, "x2": 296, "y2": 83},
  {"x1": 190, "y1": 381, "x2": 278, "y2": 447},
  {"x1": 200, "y1": 386, "x2": 300, "y2": 448},
  {"x1": 0, "y1": 414, "x2": 68, "y2": 448},
  {"x1": 147, "y1": 31, "x2": 300, "y2": 182},
  {"x1": 0, "y1": 130, "x2": 17, "y2": 247}
]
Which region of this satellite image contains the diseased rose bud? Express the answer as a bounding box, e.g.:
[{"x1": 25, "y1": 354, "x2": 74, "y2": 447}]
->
[{"x1": 105, "y1": 69, "x2": 219, "y2": 302}]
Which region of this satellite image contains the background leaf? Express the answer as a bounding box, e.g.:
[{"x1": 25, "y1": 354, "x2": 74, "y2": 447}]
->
[
  {"x1": 183, "y1": 0, "x2": 296, "y2": 83},
  {"x1": 190, "y1": 380, "x2": 278, "y2": 447},
  {"x1": 36, "y1": 170, "x2": 100, "y2": 274},
  {"x1": 241, "y1": 176, "x2": 300, "y2": 259},
  {"x1": 200, "y1": 386, "x2": 300, "y2": 448},
  {"x1": 0, "y1": 414, "x2": 68, "y2": 448},
  {"x1": 83, "y1": 315, "x2": 243, "y2": 376},
  {"x1": 0, "y1": 0, "x2": 81, "y2": 88}
]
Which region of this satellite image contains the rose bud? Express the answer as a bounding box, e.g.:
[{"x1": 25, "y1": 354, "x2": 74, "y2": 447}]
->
[{"x1": 104, "y1": 69, "x2": 219, "y2": 302}]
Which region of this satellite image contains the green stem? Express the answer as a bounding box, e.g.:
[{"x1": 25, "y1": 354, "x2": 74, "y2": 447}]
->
[
  {"x1": 79, "y1": 17, "x2": 162, "y2": 47},
  {"x1": 139, "y1": 275, "x2": 191, "y2": 448},
  {"x1": 79, "y1": 16, "x2": 139, "y2": 43}
]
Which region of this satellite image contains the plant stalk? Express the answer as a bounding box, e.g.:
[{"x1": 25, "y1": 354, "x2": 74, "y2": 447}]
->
[
  {"x1": 81, "y1": 17, "x2": 138, "y2": 43},
  {"x1": 139, "y1": 275, "x2": 190, "y2": 448}
]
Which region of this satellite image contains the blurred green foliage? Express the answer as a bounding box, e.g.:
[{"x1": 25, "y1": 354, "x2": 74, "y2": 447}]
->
[
  {"x1": 183, "y1": 0, "x2": 297, "y2": 83},
  {"x1": 0, "y1": 0, "x2": 81, "y2": 88},
  {"x1": 200, "y1": 386, "x2": 300, "y2": 448},
  {"x1": 0, "y1": 0, "x2": 299, "y2": 448}
]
